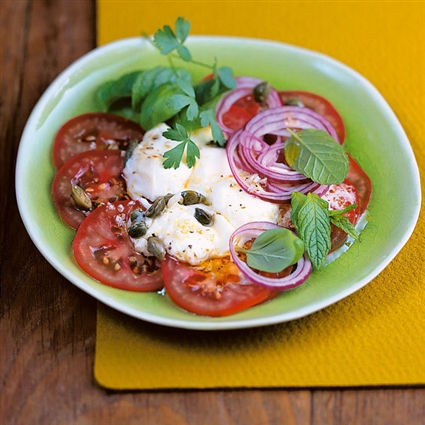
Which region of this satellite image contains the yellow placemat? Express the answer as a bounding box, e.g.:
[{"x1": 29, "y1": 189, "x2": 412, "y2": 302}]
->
[{"x1": 95, "y1": 0, "x2": 425, "y2": 389}]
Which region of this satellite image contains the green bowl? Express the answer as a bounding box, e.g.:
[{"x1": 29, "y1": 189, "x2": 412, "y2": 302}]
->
[{"x1": 16, "y1": 37, "x2": 421, "y2": 330}]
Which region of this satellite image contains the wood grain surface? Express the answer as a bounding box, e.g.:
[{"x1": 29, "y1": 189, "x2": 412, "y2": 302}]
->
[{"x1": 1, "y1": 1, "x2": 424, "y2": 424}]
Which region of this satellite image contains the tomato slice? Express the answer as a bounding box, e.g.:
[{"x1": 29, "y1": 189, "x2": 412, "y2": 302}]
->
[
  {"x1": 328, "y1": 155, "x2": 372, "y2": 250},
  {"x1": 162, "y1": 256, "x2": 280, "y2": 317},
  {"x1": 73, "y1": 200, "x2": 164, "y2": 292},
  {"x1": 279, "y1": 90, "x2": 346, "y2": 143},
  {"x1": 53, "y1": 112, "x2": 144, "y2": 169},
  {"x1": 346, "y1": 155, "x2": 372, "y2": 216},
  {"x1": 222, "y1": 95, "x2": 260, "y2": 131},
  {"x1": 277, "y1": 155, "x2": 371, "y2": 251},
  {"x1": 52, "y1": 150, "x2": 127, "y2": 229}
]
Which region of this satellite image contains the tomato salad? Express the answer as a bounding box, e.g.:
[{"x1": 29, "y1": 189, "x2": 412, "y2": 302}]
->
[{"x1": 51, "y1": 76, "x2": 371, "y2": 317}]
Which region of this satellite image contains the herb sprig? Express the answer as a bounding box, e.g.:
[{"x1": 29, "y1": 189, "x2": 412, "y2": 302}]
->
[
  {"x1": 150, "y1": 17, "x2": 236, "y2": 168},
  {"x1": 96, "y1": 17, "x2": 236, "y2": 169},
  {"x1": 291, "y1": 192, "x2": 358, "y2": 269}
]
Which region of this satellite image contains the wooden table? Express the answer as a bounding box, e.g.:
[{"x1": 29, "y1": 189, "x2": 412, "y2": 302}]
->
[{"x1": 1, "y1": 1, "x2": 424, "y2": 423}]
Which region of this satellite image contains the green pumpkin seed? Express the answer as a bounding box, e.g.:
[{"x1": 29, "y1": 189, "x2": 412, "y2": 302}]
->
[
  {"x1": 194, "y1": 208, "x2": 214, "y2": 226},
  {"x1": 179, "y1": 190, "x2": 210, "y2": 206},
  {"x1": 71, "y1": 184, "x2": 93, "y2": 211},
  {"x1": 145, "y1": 196, "x2": 167, "y2": 218},
  {"x1": 147, "y1": 236, "x2": 166, "y2": 261},
  {"x1": 130, "y1": 208, "x2": 145, "y2": 222},
  {"x1": 128, "y1": 221, "x2": 148, "y2": 238}
]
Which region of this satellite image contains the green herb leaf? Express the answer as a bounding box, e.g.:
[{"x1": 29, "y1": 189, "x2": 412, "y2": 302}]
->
[
  {"x1": 153, "y1": 25, "x2": 180, "y2": 55},
  {"x1": 330, "y1": 214, "x2": 358, "y2": 240},
  {"x1": 328, "y1": 203, "x2": 359, "y2": 240},
  {"x1": 177, "y1": 45, "x2": 192, "y2": 62},
  {"x1": 284, "y1": 129, "x2": 349, "y2": 185},
  {"x1": 217, "y1": 66, "x2": 237, "y2": 89},
  {"x1": 162, "y1": 123, "x2": 200, "y2": 169},
  {"x1": 185, "y1": 139, "x2": 201, "y2": 168},
  {"x1": 240, "y1": 228, "x2": 304, "y2": 273},
  {"x1": 162, "y1": 143, "x2": 186, "y2": 169},
  {"x1": 153, "y1": 17, "x2": 192, "y2": 61},
  {"x1": 139, "y1": 83, "x2": 185, "y2": 130},
  {"x1": 96, "y1": 71, "x2": 142, "y2": 111},
  {"x1": 291, "y1": 192, "x2": 331, "y2": 270},
  {"x1": 131, "y1": 67, "x2": 192, "y2": 111},
  {"x1": 175, "y1": 17, "x2": 190, "y2": 43},
  {"x1": 200, "y1": 109, "x2": 225, "y2": 146}
]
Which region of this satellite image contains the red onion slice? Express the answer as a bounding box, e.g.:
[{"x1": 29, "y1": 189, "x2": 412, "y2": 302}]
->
[
  {"x1": 216, "y1": 77, "x2": 283, "y2": 135},
  {"x1": 245, "y1": 106, "x2": 340, "y2": 143},
  {"x1": 226, "y1": 130, "x2": 329, "y2": 202},
  {"x1": 229, "y1": 221, "x2": 312, "y2": 290}
]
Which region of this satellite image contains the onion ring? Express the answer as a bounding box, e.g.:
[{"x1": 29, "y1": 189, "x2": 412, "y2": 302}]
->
[{"x1": 229, "y1": 221, "x2": 312, "y2": 290}]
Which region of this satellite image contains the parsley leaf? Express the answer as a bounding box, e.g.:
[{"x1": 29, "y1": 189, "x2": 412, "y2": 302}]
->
[
  {"x1": 200, "y1": 109, "x2": 225, "y2": 146},
  {"x1": 153, "y1": 17, "x2": 192, "y2": 61},
  {"x1": 162, "y1": 123, "x2": 200, "y2": 169}
]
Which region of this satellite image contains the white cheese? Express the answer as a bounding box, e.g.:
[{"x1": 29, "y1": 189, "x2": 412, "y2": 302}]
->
[
  {"x1": 123, "y1": 123, "x2": 192, "y2": 202},
  {"x1": 124, "y1": 123, "x2": 280, "y2": 265}
]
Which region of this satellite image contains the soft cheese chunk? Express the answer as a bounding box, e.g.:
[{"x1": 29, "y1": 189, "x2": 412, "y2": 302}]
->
[
  {"x1": 124, "y1": 124, "x2": 280, "y2": 265},
  {"x1": 123, "y1": 123, "x2": 192, "y2": 202}
]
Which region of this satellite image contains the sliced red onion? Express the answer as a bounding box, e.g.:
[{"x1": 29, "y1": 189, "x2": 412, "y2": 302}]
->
[
  {"x1": 226, "y1": 130, "x2": 329, "y2": 202},
  {"x1": 229, "y1": 221, "x2": 312, "y2": 290},
  {"x1": 245, "y1": 106, "x2": 340, "y2": 143},
  {"x1": 216, "y1": 77, "x2": 283, "y2": 135}
]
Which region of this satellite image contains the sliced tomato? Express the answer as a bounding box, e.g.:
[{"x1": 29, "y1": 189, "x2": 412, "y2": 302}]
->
[
  {"x1": 73, "y1": 200, "x2": 164, "y2": 292},
  {"x1": 279, "y1": 90, "x2": 346, "y2": 143},
  {"x1": 52, "y1": 150, "x2": 127, "y2": 229},
  {"x1": 53, "y1": 112, "x2": 144, "y2": 169},
  {"x1": 346, "y1": 155, "x2": 372, "y2": 216},
  {"x1": 277, "y1": 155, "x2": 371, "y2": 251},
  {"x1": 162, "y1": 256, "x2": 280, "y2": 317},
  {"x1": 222, "y1": 95, "x2": 260, "y2": 131},
  {"x1": 326, "y1": 155, "x2": 371, "y2": 250}
]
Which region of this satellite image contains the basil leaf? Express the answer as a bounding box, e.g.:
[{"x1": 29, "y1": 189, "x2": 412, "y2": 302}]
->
[
  {"x1": 284, "y1": 129, "x2": 349, "y2": 184},
  {"x1": 139, "y1": 83, "x2": 184, "y2": 130},
  {"x1": 242, "y1": 228, "x2": 305, "y2": 273},
  {"x1": 132, "y1": 67, "x2": 192, "y2": 111},
  {"x1": 291, "y1": 192, "x2": 331, "y2": 270},
  {"x1": 96, "y1": 71, "x2": 142, "y2": 111}
]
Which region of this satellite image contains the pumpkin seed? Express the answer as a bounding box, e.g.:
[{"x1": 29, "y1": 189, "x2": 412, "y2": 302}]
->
[
  {"x1": 145, "y1": 196, "x2": 167, "y2": 218},
  {"x1": 147, "y1": 236, "x2": 166, "y2": 261},
  {"x1": 194, "y1": 208, "x2": 214, "y2": 226},
  {"x1": 128, "y1": 221, "x2": 147, "y2": 238},
  {"x1": 130, "y1": 208, "x2": 145, "y2": 223},
  {"x1": 71, "y1": 184, "x2": 93, "y2": 211},
  {"x1": 179, "y1": 190, "x2": 210, "y2": 206}
]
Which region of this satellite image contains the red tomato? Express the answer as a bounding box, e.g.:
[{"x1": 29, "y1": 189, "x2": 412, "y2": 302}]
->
[
  {"x1": 346, "y1": 155, "x2": 372, "y2": 216},
  {"x1": 328, "y1": 155, "x2": 372, "y2": 250},
  {"x1": 222, "y1": 94, "x2": 260, "y2": 131},
  {"x1": 277, "y1": 155, "x2": 371, "y2": 251},
  {"x1": 162, "y1": 256, "x2": 280, "y2": 317},
  {"x1": 279, "y1": 90, "x2": 346, "y2": 143},
  {"x1": 52, "y1": 150, "x2": 127, "y2": 229},
  {"x1": 53, "y1": 112, "x2": 144, "y2": 169},
  {"x1": 73, "y1": 200, "x2": 164, "y2": 292}
]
